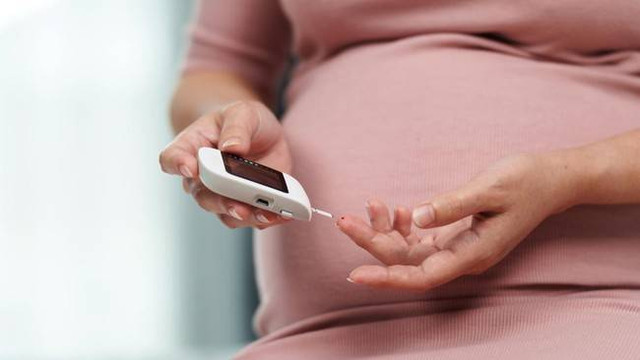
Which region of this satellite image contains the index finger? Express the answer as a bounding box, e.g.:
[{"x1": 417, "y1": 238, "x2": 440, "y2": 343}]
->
[
  {"x1": 159, "y1": 113, "x2": 219, "y2": 177},
  {"x1": 337, "y1": 214, "x2": 409, "y2": 265},
  {"x1": 348, "y1": 218, "x2": 505, "y2": 290}
]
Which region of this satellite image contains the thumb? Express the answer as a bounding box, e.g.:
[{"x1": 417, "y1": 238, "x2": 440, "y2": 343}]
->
[
  {"x1": 412, "y1": 182, "x2": 490, "y2": 229},
  {"x1": 217, "y1": 101, "x2": 280, "y2": 156}
]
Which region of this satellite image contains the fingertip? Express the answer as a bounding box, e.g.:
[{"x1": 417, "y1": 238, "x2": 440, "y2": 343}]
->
[
  {"x1": 348, "y1": 269, "x2": 363, "y2": 284},
  {"x1": 366, "y1": 198, "x2": 393, "y2": 232},
  {"x1": 335, "y1": 214, "x2": 358, "y2": 231},
  {"x1": 396, "y1": 205, "x2": 410, "y2": 214},
  {"x1": 159, "y1": 139, "x2": 200, "y2": 176},
  {"x1": 366, "y1": 198, "x2": 385, "y2": 211},
  {"x1": 219, "y1": 138, "x2": 251, "y2": 157},
  {"x1": 412, "y1": 204, "x2": 435, "y2": 228},
  {"x1": 349, "y1": 265, "x2": 387, "y2": 285},
  {"x1": 218, "y1": 214, "x2": 240, "y2": 229},
  {"x1": 220, "y1": 137, "x2": 242, "y2": 151},
  {"x1": 396, "y1": 205, "x2": 411, "y2": 221},
  {"x1": 225, "y1": 200, "x2": 252, "y2": 221},
  {"x1": 179, "y1": 164, "x2": 194, "y2": 178},
  {"x1": 339, "y1": 215, "x2": 379, "y2": 247},
  {"x1": 365, "y1": 200, "x2": 372, "y2": 219},
  {"x1": 255, "y1": 209, "x2": 286, "y2": 225},
  {"x1": 187, "y1": 178, "x2": 202, "y2": 196},
  {"x1": 393, "y1": 205, "x2": 403, "y2": 220},
  {"x1": 182, "y1": 178, "x2": 191, "y2": 194},
  {"x1": 336, "y1": 214, "x2": 348, "y2": 226},
  {"x1": 218, "y1": 103, "x2": 256, "y2": 155},
  {"x1": 228, "y1": 207, "x2": 243, "y2": 221}
]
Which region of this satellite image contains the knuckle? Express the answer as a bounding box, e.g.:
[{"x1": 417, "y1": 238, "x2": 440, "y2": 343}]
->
[
  {"x1": 222, "y1": 100, "x2": 253, "y2": 118},
  {"x1": 222, "y1": 122, "x2": 250, "y2": 139},
  {"x1": 221, "y1": 100, "x2": 264, "y2": 127},
  {"x1": 246, "y1": 100, "x2": 269, "y2": 114},
  {"x1": 442, "y1": 194, "x2": 465, "y2": 220},
  {"x1": 450, "y1": 193, "x2": 464, "y2": 210},
  {"x1": 486, "y1": 175, "x2": 509, "y2": 197},
  {"x1": 471, "y1": 174, "x2": 509, "y2": 211},
  {"x1": 483, "y1": 189, "x2": 504, "y2": 211},
  {"x1": 490, "y1": 153, "x2": 537, "y2": 184}
]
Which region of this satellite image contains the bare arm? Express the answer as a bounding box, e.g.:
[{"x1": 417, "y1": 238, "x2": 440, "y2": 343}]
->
[
  {"x1": 562, "y1": 129, "x2": 640, "y2": 207},
  {"x1": 170, "y1": 71, "x2": 265, "y2": 134},
  {"x1": 338, "y1": 128, "x2": 640, "y2": 290},
  {"x1": 161, "y1": 0, "x2": 292, "y2": 230},
  {"x1": 160, "y1": 70, "x2": 292, "y2": 229}
]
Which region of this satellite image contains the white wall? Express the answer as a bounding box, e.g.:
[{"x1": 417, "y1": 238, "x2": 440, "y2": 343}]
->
[{"x1": 0, "y1": 1, "x2": 255, "y2": 358}]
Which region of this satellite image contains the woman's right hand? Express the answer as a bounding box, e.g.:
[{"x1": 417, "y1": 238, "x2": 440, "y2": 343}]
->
[{"x1": 159, "y1": 100, "x2": 293, "y2": 229}]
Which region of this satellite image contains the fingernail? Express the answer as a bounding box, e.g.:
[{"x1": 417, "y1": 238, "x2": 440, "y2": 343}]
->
[
  {"x1": 346, "y1": 277, "x2": 355, "y2": 283},
  {"x1": 188, "y1": 181, "x2": 199, "y2": 194},
  {"x1": 228, "y1": 207, "x2": 243, "y2": 221},
  {"x1": 413, "y1": 204, "x2": 435, "y2": 227},
  {"x1": 256, "y1": 213, "x2": 270, "y2": 224},
  {"x1": 182, "y1": 178, "x2": 192, "y2": 194},
  {"x1": 179, "y1": 165, "x2": 193, "y2": 178},
  {"x1": 221, "y1": 138, "x2": 241, "y2": 150},
  {"x1": 365, "y1": 201, "x2": 372, "y2": 219}
]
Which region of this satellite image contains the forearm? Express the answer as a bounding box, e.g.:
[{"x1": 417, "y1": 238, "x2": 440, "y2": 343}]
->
[
  {"x1": 170, "y1": 71, "x2": 264, "y2": 134},
  {"x1": 552, "y1": 129, "x2": 640, "y2": 208}
]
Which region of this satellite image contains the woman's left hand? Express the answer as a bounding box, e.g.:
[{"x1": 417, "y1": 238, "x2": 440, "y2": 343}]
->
[{"x1": 337, "y1": 153, "x2": 582, "y2": 291}]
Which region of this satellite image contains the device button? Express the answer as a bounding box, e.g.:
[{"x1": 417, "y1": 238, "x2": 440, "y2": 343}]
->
[{"x1": 280, "y1": 210, "x2": 293, "y2": 218}]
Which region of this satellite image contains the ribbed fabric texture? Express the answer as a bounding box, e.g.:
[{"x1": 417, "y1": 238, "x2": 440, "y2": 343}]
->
[{"x1": 184, "y1": 1, "x2": 640, "y2": 358}]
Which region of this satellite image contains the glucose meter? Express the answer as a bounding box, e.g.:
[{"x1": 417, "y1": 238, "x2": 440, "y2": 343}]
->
[{"x1": 197, "y1": 147, "x2": 332, "y2": 221}]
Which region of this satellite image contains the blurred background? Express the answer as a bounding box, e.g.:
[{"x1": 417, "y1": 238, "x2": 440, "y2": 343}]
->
[{"x1": 0, "y1": 0, "x2": 258, "y2": 359}]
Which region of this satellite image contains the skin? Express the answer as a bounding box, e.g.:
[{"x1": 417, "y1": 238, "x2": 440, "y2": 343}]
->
[
  {"x1": 337, "y1": 131, "x2": 640, "y2": 291},
  {"x1": 159, "y1": 71, "x2": 293, "y2": 229},
  {"x1": 161, "y1": 71, "x2": 640, "y2": 291}
]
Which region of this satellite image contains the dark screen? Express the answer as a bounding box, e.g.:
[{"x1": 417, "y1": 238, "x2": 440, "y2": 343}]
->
[{"x1": 222, "y1": 152, "x2": 289, "y2": 193}]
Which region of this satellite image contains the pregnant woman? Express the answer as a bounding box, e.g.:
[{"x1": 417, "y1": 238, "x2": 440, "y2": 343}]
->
[{"x1": 159, "y1": 1, "x2": 640, "y2": 359}]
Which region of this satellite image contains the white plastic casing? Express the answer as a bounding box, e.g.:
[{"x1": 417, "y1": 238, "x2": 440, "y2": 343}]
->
[{"x1": 197, "y1": 147, "x2": 312, "y2": 221}]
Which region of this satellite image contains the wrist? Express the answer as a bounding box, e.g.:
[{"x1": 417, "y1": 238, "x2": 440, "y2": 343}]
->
[{"x1": 538, "y1": 147, "x2": 599, "y2": 213}]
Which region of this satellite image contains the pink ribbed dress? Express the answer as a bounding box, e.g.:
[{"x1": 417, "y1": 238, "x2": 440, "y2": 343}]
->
[{"x1": 184, "y1": 1, "x2": 640, "y2": 359}]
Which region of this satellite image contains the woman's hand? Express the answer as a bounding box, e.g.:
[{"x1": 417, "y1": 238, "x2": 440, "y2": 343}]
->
[
  {"x1": 159, "y1": 100, "x2": 293, "y2": 229},
  {"x1": 337, "y1": 153, "x2": 581, "y2": 291}
]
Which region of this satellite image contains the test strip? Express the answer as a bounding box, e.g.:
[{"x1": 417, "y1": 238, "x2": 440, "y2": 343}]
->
[{"x1": 311, "y1": 207, "x2": 333, "y2": 218}]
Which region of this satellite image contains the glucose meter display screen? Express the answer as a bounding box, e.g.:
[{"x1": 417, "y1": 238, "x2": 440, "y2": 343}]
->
[{"x1": 222, "y1": 152, "x2": 289, "y2": 193}]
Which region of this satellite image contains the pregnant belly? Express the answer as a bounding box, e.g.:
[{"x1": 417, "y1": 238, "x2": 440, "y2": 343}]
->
[{"x1": 253, "y1": 34, "x2": 640, "y2": 335}]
